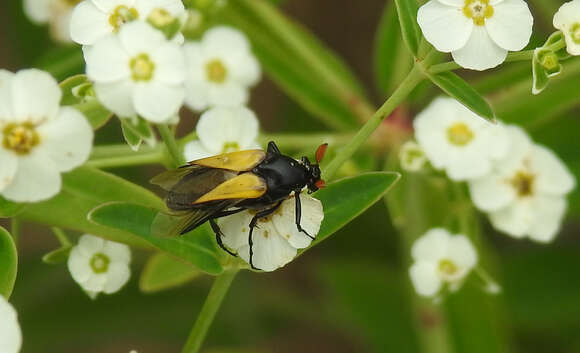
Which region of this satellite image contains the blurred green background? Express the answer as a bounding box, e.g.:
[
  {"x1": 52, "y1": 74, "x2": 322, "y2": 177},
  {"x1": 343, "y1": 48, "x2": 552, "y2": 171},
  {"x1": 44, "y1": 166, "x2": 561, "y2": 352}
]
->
[{"x1": 1, "y1": 1, "x2": 579, "y2": 353}]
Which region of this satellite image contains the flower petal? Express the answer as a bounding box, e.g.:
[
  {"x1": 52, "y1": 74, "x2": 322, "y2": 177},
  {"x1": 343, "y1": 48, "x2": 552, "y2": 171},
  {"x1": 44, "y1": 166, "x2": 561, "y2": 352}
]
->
[
  {"x1": 103, "y1": 241, "x2": 131, "y2": 263},
  {"x1": 485, "y1": 0, "x2": 533, "y2": 51},
  {"x1": 469, "y1": 175, "x2": 516, "y2": 211},
  {"x1": 82, "y1": 273, "x2": 108, "y2": 292},
  {"x1": 219, "y1": 211, "x2": 253, "y2": 252},
  {"x1": 183, "y1": 141, "x2": 212, "y2": 161},
  {"x1": 119, "y1": 21, "x2": 166, "y2": 56},
  {"x1": 85, "y1": 35, "x2": 131, "y2": 83},
  {"x1": 206, "y1": 82, "x2": 249, "y2": 108},
  {"x1": 488, "y1": 200, "x2": 532, "y2": 238},
  {"x1": 409, "y1": 262, "x2": 442, "y2": 297},
  {"x1": 78, "y1": 234, "x2": 106, "y2": 255},
  {"x1": 151, "y1": 42, "x2": 186, "y2": 85},
  {"x1": 67, "y1": 247, "x2": 93, "y2": 284},
  {"x1": 70, "y1": 0, "x2": 111, "y2": 45},
  {"x1": 418, "y1": 0, "x2": 473, "y2": 52},
  {"x1": 553, "y1": 0, "x2": 580, "y2": 55},
  {"x1": 411, "y1": 228, "x2": 450, "y2": 262},
  {"x1": 23, "y1": 0, "x2": 51, "y2": 23},
  {"x1": 196, "y1": 107, "x2": 259, "y2": 153},
  {"x1": 133, "y1": 82, "x2": 184, "y2": 122},
  {"x1": 11, "y1": 69, "x2": 61, "y2": 123},
  {"x1": 446, "y1": 235, "x2": 478, "y2": 269},
  {"x1": 530, "y1": 144, "x2": 576, "y2": 196},
  {"x1": 94, "y1": 79, "x2": 137, "y2": 118},
  {"x1": 202, "y1": 26, "x2": 251, "y2": 57},
  {"x1": 134, "y1": 0, "x2": 185, "y2": 16},
  {"x1": 91, "y1": 0, "x2": 134, "y2": 13},
  {"x1": 527, "y1": 196, "x2": 567, "y2": 243},
  {"x1": 239, "y1": 223, "x2": 297, "y2": 272},
  {"x1": 103, "y1": 262, "x2": 131, "y2": 294},
  {"x1": 36, "y1": 107, "x2": 94, "y2": 172},
  {"x1": 223, "y1": 51, "x2": 261, "y2": 87},
  {"x1": 271, "y1": 195, "x2": 324, "y2": 249},
  {"x1": 452, "y1": 25, "x2": 507, "y2": 70},
  {"x1": 0, "y1": 149, "x2": 18, "y2": 192},
  {"x1": 0, "y1": 296, "x2": 22, "y2": 353}
]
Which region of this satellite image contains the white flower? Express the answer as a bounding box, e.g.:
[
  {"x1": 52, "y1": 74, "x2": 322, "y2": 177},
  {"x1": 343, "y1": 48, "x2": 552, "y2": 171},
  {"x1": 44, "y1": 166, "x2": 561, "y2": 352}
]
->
[
  {"x1": 24, "y1": 0, "x2": 80, "y2": 43},
  {"x1": 399, "y1": 140, "x2": 427, "y2": 172},
  {"x1": 409, "y1": 228, "x2": 478, "y2": 297},
  {"x1": 85, "y1": 21, "x2": 186, "y2": 122},
  {"x1": 469, "y1": 125, "x2": 576, "y2": 242},
  {"x1": 183, "y1": 26, "x2": 261, "y2": 111},
  {"x1": 553, "y1": 0, "x2": 580, "y2": 56},
  {"x1": 0, "y1": 296, "x2": 22, "y2": 353},
  {"x1": 67, "y1": 234, "x2": 132, "y2": 298},
  {"x1": 219, "y1": 194, "x2": 324, "y2": 272},
  {"x1": 70, "y1": 0, "x2": 185, "y2": 46},
  {"x1": 413, "y1": 97, "x2": 509, "y2": 181},
  {"x1": 184, "y1": 106, "x2": 260, "y2": 161},
  {"x1": 418, "y1": 0, "x2": 534, "y2": 70},
  {"x1": 0, "y1": 69, "x2": 93, "y2": 202}
]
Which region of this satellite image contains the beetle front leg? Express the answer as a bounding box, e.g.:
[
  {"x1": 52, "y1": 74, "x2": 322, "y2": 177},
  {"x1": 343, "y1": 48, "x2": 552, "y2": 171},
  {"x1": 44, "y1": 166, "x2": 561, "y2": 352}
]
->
[{"x1": 294, "y1": 190, "x2": 314, "y2": 240}]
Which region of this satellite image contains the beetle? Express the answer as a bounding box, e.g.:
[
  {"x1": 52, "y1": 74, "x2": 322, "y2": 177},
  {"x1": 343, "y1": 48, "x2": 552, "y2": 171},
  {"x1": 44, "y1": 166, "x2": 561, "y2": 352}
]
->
[{"x1": 151, "y1": 141, "x2": 328, "y2": 269}]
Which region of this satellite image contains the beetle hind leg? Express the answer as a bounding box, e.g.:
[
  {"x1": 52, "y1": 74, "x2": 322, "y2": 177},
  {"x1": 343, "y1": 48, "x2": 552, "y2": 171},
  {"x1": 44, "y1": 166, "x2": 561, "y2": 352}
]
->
[
  {"x1": 209, "y1": 219, "x2": 237, "y2": 257},
  {"x1": 247, "y1": 201, "x2": 284, "y2": 270}
]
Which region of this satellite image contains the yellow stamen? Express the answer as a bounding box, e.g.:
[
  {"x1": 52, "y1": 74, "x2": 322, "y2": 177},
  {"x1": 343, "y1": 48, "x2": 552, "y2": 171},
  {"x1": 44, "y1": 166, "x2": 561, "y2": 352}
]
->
[
  {"x1": 463, "y1": 0, "x2": 494, "y2": 26},
  {"x1": 509, "y1": 170, "x2": 535, "y2": 197},
  {"x1": 90, "y1": 253, "x2": 110, "y2": 274},
  {"x1": 109, "y1": 5, "x2": 139, "y2": 32},
  {"x1": 438, "y1": 259, "x2": 458, "y2": 276},
  {"x1": 447, "y1": 122, "x2": 474, "y2": 146},
  {"x1": 2, "y1": 123, "x2": 40, "y2": 155},
  {"x1": 130, "y1": 53, "x2": 155, "y2": 81},
  {"x1": 205, "y1": 59, "x2": 227, "y2": 83}
]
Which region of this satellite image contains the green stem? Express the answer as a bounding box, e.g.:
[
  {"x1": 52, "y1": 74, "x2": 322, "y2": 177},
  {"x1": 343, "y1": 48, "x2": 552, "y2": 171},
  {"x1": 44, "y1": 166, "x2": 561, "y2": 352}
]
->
[
  {"x1": 86, "y1": 151, "x2": 166, "y2": 169},
  {"x1": 259, "y1": 132, "x2": 354, "y2": 151},
  {"x1": 158, "y1": 124, "x2": 186, "y2": 168},
  {"x1": 10, "y1": 219, "x2": 20, "y2": 247},
  {"x1": 323, "y1": 64, "x2": 425, "y2": 179},
  {"x1": 181, "y1": 270, "x2": 239, "y2": 353},
  {"x1": 51, "y1": 227, "x2": 71, "y2": 247}
]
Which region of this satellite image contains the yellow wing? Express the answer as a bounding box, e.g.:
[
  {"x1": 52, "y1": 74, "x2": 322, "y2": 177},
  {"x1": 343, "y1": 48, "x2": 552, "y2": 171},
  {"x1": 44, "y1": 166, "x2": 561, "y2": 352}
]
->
[
  {"x1": 191, "y1": 149, "x2": 266, "y2": 172},
  {"x1": 193, "y1": 173, "x2": 267, "y2": 204}
]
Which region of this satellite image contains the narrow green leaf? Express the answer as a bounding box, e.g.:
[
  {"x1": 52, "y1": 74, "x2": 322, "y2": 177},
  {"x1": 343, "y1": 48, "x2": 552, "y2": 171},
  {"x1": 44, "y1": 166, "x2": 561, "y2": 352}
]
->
[
  {"x1": 428, "y1": 71, "x2": 495, "y2": 121},
  {"x1": 0, "y1": 226, "x2": 17, "y2": 298},
  {"x1": 0, "y1": 197, "x2": 25, "y2": 218},
  {"x1": 120, "y1": 117, "x2": 155, "y2": 151},
  {"x1": 140, "y1": 253, "x2": 203, "y2": 293},
  {"x1": 88, "y1": 202, "x2": 223, "y2": 275},
  {"x1": 42, "y1": 246, "x2": 72, "y2": 264},
  {"x1": 74, "y1": 99, "x2": 114, "y2": 130},
  {"x1": 394, "y1": 0, "x2": 422, "y2": 56},
  {"x1": 309, "y1": 172, "x2": 400, "y2": 247},
  {"x1": 60, "y1": 74, "x2": 90, "y2": 105}
]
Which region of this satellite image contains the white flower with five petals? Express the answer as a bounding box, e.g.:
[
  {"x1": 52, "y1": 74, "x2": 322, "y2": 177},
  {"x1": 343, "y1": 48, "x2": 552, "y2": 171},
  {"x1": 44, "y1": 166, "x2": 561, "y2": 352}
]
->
[
  {"x1": 469, "y1": 125, "x2": 576, "y2": 242},
  {"x1": 183, "y1": 26, "x2": 261, "y2": 111},
  {"x1": 409, "y1": 228, "x2": 478, "y2": 297},
  {"x1": 418, "y1": 0, "x2": 534, "y2": 70},
  {"x1": 24, "y1": 0, "x2": 81, "y2": 43},
  {"x1": 85, "y1": 21, "x2": 186, "y2": 122},
  {"x1": 219, "y1": 194, "x2": 324, "y2": 272},
  {"x1": 413, "y1": 97, "x2": 509, "y2": 181},
  {"x1": 184, "y1": 106, "x2": 260, "y2": 161},
  {"x1": 67, "y1": 234, "x2": 132, "y2": 298},
  {"x1": 70, "y1": 0, "x2": 185, "y2": 45},
  {"x1": 0, "y1": 69, "x2": 93, "y2": 202},
  {"x1": 553, "y1": 0, "x2": 580, "y2": 56},
  {"x1": 0, "y1": 296, "x2": 22, "y2": 353}
]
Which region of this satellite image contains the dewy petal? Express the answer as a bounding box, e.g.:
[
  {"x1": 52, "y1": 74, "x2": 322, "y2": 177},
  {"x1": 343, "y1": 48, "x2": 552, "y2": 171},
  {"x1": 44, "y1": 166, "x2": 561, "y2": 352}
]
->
[
  {"x1": 103, "y1": 263, "x2": 131, "y2": 294},
  {"x1": 134, "y1": 0, "x2": 185, "y2": 17},
  {"x1": 469, "y1": 175, "x2": 516, "y2": 212},
  {"x1": 118, "y1": 21, "x2": 166, "y2": 56},
  {"x1": 411, "y1": 228, "x2": 450, "y2": 262},
  {"x1": 485, "y1": 0, "x2": 533, "y2": 51},
  {"x1": 207, "y1": 82, "x2": 249, "y2": 108},
  {"x1": 36, "y1": 107, "x2": 94, "y2": 172},
  {"x1": 94, "y1": 80, "x2": 137, "y2": 118},
  {"x1": 183, "y1": 141, "x2": 212, "y2": 161},
  {"x1": 67, "y1": 247, "x2": 93, "y2": 284},
  {"x1": 409, "y1": 262, "x2": 442, "y2": 297},
  {"x1": 417, "y1": 0, "x2": 473, "y2": 52},
  {"x1": 530, "y1": 145, "x2": 576, "y2": 196},
  {"x1": 488, "y1": 200, "x2": 533, "y2": 238},
  {"x1": 103, "y1": 241, "x2": 131, "y2": 263},
  {"x1": 244, "y1": 223, "x2": 298, "y2": 272},
  {"x1": 447, "y1": 235, "x2": 478, "y2": 269},
  {"x1": 151, "y1": 42, "x2": 186, "y2": 85},
  {"x1": 0, "y1": 149, "x2": 18, "y2": 192},
  {"x1": 70, "y1": 0, "x2": 112, "y2": 46},
  {"x1": 452, "y1": 26, "x2": 508, "y2": 70},
  {"x1": 133, "y1": 82, "x2": 184, "y2": 122},
  {"x1": 527, "y1": 196, "x2": 567, "y2": 243},
  {"x1": 196, "y1": 107, "x2": 260, "y2": 153},
  {"x1": 271, "y1": 195, "x2": 324, "y2": 249},
  {"x1": 0, "y1": 151, "x2": 61, "y2": 203},
  {"x1": 0, "y1": 296, "x2": 22, "y2": 353},
  {"x1": 85, "y1": 35, "x2": 131, "y2": 83},
  {"x1": 11, "y1": 69, "x2": 61, "y2": 122}
]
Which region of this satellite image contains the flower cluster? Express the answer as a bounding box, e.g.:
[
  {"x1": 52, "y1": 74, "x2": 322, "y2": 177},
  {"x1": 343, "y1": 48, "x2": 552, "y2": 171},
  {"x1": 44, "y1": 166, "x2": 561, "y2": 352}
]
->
[{"x1": 411, "y1": 97, "x2": 575, "y2": 243}]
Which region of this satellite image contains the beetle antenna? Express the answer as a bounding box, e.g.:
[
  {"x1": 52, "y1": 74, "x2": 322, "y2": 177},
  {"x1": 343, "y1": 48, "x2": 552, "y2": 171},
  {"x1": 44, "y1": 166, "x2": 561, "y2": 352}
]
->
[{"x1": 315, "y1": 143, "x2": 328, "y2": 164}]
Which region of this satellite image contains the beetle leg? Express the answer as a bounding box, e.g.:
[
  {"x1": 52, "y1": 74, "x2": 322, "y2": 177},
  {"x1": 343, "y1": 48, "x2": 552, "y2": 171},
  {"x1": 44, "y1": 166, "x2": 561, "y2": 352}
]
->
[
  {"x1": 248, "y1": 201, "x2": 283, "y2": 270},
  {"x1": 209, "y1": 219, "x2": 237, "y2": 257},
  {"x1": 294, "y1": 190, "x2": 315, "y2": 240}
]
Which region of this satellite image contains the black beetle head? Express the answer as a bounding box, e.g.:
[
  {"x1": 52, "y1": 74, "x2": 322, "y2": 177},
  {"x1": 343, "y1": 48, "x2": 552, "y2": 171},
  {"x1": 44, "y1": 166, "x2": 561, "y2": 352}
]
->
[{"x1": 302, "y1": 143, "x2": 328, "y2": 193}]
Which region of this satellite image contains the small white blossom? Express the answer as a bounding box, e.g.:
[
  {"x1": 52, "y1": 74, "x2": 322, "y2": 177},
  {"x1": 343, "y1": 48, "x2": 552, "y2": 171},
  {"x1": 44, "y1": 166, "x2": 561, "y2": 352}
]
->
[
  {"x1": 418, "y1": 0, "x2": 534, "y2": 70},
  {"x1": 24, "y1": 0, "x2": 79, "y2": 43},
  {"x1": 184, "y1": 106, "x2": 260, "y2": 161},
  {"x1": 0, "y1": 69, "x2": 93, "y2": 202},
  {"x1": 399, "y1": 140, "x2": 427, "y2": 172},
  {"x1": 67, "y1": 234, "x2": 132, "y2": 298},
  {"x1": 413, "y1": 97, "x2": 509, "y2": 181},
  {"x1": 219, "y1": 194, "x2": 324, "y2": 272},
  {"x1": 0, "y1": 296, "x2": 22, "y2": 353},
  {"x1": 553, "y1": 0, "x2": 580, "y2": 56},
  {"x1": 70, "y1": 0, "x2": 185, "y2": 46},
  {"x1": 409, "y1": 228, "x2": 478, "y2": 297},
  {"x1": 469, "y1": 125, "x2": 576, "y2": 242},
  {"x1": 183, "y1": 26, "x2": 261, "y2": 111},
  {"x1": 85, "y1": 21, "x2": 186, "y2": 122}
]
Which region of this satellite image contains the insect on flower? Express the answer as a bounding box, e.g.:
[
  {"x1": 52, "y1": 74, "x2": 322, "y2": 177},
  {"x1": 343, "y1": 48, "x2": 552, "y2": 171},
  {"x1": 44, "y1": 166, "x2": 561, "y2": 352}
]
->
[{"x1": 151, "y1": 141, "x2": 328, "y2": 269}]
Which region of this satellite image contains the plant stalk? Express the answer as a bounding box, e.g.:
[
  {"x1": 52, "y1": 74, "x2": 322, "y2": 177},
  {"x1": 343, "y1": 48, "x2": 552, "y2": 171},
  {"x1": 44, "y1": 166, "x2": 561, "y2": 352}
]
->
[{"x1": 158, "y1": 124, "x2": 186, "y2": 168}]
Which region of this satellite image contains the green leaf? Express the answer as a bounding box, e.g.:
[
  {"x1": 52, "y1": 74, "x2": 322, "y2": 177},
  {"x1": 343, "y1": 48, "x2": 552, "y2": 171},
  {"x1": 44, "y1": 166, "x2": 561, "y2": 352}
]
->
[
  {"x1": 0, "y1": 226, "x2": 17, "y2": 298},
  {"x1": 88, "y1": 202, "x2": 223, "y2": 275},
  {"x1": 140, "y1": 253, "x2": 203, "y2": 293},
  {"x1": 75, "y1": 99, "x2": 114, "y2": 130},
  {"x1": 121, "y1": 120, "x2": 143, "y2": 151},
  {"x1": 120, "y1": 117, "x2": 156, "y2": 151},
  {"x1": 59, "y1": 75, "x2": 115, "y2": 130},
  {"x1": 393, "y1": 0, "x2": 422, "y2": 56},
  {"x1": 309, "y1": 172, "x2": 400, "y2": 247},
  {"x1": 42, "y1": 246, "x2": 72, "y2": 265},
  {"x1": 428, "y1": 71, "x2": 495, "y2": 121},
  {"x1": 60, "y1": 74, "x2": 91, "y2": 106},
  {"x1": 0, "y1": 196, "x2": 25, "y2": 218}
]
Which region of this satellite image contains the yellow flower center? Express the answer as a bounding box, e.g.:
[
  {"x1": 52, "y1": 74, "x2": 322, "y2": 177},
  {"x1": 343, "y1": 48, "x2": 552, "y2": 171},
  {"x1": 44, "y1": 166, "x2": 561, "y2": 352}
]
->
[
  {"x1": 570, "y1": 23, "x2": 580, "y2": 44},
  {"x1": 205, "y1": 59, "x2": 228, "y2": 83},
  {"x1": 509, "y1": 170, "x2": 535, "y2": 197},
  {"x1": 463, "y1": 0, "x2": 494, "y2": 26},
  {"x1": 447, "y1": 122, "x2": 474, "y2": 146},
  {"x1": 148, "y1": 8, "x2": 174, "y2": 27},
  {"x1": 438, "y1": 259, "x2": 458, "y2": 276},
  {"x1": 130, "y1": 53, "x2": 155, "y2": 81},
  {"x1": 221, "y1": 141, "x2": 240, "y2": 153},
  {"x1": 539, "y1": 51, "x2": 559, "y2": 72},
  {"x1": 109, "y1": 5, "x2": 139, "y2": 31},
  {"x1": 62, "y1": 0, "x2": 82, "y2": 6},
  {"x1": 90, "y1": 253, "x2": 110, "y2": 274},
  {"x1": 2, "y1": 123, "x2": 41, "y2": 155}
]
